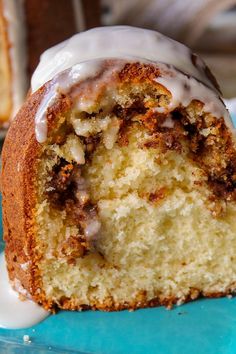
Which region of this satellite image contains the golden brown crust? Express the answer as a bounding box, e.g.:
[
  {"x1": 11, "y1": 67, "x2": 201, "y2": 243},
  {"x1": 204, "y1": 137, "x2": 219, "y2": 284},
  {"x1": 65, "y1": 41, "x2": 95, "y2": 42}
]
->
[
  {"x1": 2, "y1": 86, "x2": 45, "y2": 303},
  {"x1": 2, "y1": 62, "x2": 236, "y2": 312},
  {"x1": 45, "y1": 287, "x2": 236, "y2": 312},
  {"x1": 1, "y1": 79, "x2": 78, "y2": 310}
]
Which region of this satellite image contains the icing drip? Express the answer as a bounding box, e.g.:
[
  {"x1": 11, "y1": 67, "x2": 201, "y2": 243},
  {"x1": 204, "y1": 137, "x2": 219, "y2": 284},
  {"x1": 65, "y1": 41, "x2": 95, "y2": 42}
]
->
[
  {"x1": 0, "y1": 253, "x2": 49, "y2": 329},
  {"x1": 35, "y1": 59, "x2": 124, "y2": 143},
  {"x1": 2, "y1": 0, "x2": 27, "y2": 117},
  {"x1": 35, "y1": 61, "x2": 103, "y2": 143},
  {"x1": 31, "y1": 26, "x2": 218, "y2": 93},
  {"x1": 31, "y1": 26, "x2": 233, "y2": 143},
  {"x1": 155, "y1": 63, "x2": 233, "y2": 129},
  {"x1": 34, "y1": 58, "x2": 231, "y2": 144}
]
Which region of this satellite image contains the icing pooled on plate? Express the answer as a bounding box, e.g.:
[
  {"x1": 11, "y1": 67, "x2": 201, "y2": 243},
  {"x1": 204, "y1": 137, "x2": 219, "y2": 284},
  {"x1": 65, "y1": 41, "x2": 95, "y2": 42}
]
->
[{"x1": 0, "y1": 253, "x2": 49, "y2": 329}]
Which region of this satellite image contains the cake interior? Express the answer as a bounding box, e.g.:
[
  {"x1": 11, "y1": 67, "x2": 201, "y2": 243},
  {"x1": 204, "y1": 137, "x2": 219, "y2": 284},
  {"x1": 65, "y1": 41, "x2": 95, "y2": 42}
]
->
[
  {"x1": 35, "y1": 75, "x2": 236, "y2": 310},
  {"x1": 0, "y1": 10, "x2": 12, "y2": 123}
]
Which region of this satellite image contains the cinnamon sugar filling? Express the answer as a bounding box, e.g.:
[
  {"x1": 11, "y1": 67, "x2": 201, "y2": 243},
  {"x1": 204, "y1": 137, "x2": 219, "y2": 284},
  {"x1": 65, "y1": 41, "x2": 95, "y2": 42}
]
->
[
  {"x1": 46, "y1": 97, "x2": 236, "y2": 218},
  {"x1": 33, "y1": 82, "x2": 236, "y2": 308},
  {"x1": 41, "y1": 92, "x2": 236, "y2": 268}
]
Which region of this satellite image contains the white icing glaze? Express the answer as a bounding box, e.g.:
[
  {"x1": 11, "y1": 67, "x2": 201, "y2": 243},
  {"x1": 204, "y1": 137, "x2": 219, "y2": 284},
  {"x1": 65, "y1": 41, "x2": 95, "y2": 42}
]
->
[
  {"x1": 35, "y1": 60, "x2": 104, "y2": 143},
  {"x1": 32, "y1": 26, "x2": 232, "y2": 143},
  {"x1": 31, "y1": 26, "x2": 217, "y2": 93},
  {"x1": 35, "y1": 58, "x2": 232, "y2": 143},
  {"x1": 2, "y1": 0, "x2": 27, "y2": 117},
  {"x1": 154, "y1": 63, "x2": 233, "y2": 129},
  {"x1": 0, "y1": 253, "x2": 49, "y2": 329},
  {"x1": 35, "y1": 60, "x2": 123, "y2": 143},
  {"x1": 84, "y1": 219, "x2": 101, "y2": 239}
]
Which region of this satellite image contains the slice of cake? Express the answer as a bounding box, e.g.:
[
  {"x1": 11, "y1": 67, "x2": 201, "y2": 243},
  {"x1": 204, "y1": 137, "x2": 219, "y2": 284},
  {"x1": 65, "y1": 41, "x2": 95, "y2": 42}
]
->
[
  {"x1": 0, "y1": 0, "x2": 100, "y2": 127},
  {"x1": 2, "y1": 26, "x2": 236, "y2": 311}
]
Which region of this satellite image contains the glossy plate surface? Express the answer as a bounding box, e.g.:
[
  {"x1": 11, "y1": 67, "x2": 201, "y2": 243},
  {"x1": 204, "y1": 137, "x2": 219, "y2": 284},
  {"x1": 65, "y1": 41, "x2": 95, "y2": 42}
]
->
[{"x1": 1, "y1": 113, "x2": 236, "y2": 354}]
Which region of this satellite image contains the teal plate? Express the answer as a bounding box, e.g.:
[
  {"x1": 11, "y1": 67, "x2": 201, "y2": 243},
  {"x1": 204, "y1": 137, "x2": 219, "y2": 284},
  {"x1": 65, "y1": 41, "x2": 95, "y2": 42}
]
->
[{"x1": 1, "y1": 114, "x2": 236, "y2": 354}]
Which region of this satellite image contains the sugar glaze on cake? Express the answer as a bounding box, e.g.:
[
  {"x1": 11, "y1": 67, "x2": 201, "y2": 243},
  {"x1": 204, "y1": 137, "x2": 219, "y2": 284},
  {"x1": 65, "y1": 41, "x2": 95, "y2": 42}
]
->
[
  {"x1": 32, "y1": 26, "x2": 233, "y2": 144},
  {"x1": 31, "y1": 26, "x2": 219, "y2": 92}
]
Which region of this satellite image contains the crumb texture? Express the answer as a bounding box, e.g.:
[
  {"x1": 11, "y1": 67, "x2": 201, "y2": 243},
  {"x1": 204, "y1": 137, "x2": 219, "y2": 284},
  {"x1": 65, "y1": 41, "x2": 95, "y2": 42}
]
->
[{"x1": 33, "y1": 70, "x2": 236, "y2": 310}]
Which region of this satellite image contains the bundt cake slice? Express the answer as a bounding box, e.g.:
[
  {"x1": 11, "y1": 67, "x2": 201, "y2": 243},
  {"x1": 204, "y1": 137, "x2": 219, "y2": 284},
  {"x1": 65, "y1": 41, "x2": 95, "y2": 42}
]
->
[{"x1": 2, "y1": 27, "x2": 236, "y2": 311}]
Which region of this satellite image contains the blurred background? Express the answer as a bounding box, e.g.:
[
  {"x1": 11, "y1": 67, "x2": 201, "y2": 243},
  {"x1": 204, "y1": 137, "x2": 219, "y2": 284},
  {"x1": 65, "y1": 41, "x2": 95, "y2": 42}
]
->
[
  {"x1": 99, "y1": 0, "x2": 236, "y2": 98},
  {"x1": 11, "y1": 0, "x2": 236, "y2": 98}
]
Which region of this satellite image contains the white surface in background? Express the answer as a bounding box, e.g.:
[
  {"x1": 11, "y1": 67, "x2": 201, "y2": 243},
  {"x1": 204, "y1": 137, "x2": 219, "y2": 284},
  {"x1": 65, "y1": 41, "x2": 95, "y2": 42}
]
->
[{"x1": 2, "y1": 0, "x2": 28, "y2": 117}]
